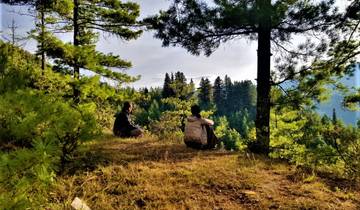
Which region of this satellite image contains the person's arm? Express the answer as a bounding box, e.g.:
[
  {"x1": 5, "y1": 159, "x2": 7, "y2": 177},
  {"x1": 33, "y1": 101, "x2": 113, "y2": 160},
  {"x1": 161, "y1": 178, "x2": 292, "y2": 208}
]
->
[
  {"x1": 200, "y1": 118, "x2": 214, "y2": 126},
  {"x1": 126, "y1": 113, "x2": 137, "y2": 130}
]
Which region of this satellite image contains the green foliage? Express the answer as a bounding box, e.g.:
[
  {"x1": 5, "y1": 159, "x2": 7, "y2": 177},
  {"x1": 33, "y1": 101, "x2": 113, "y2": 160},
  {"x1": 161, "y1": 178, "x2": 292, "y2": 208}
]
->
[
  {"x1": 322, "y1": 123, "x2": 360, "y2": 178},
  {"x1": 43, "y1": 33, "x2": 140, "y2": 82},
  {"x1": 227, "y1": 109, "x2": 255, "y2": 138},
  {"x1": 269, "y1": 104, "x2": 360, "y2": 178},
  {"x1": 149, "y1": 97, "x2": 195, "y2": 140},
  {"x1": 134, "y1": 100, "x2": 162, "y2": 127},
  {"x1": 0, "y1": 89, "x2": 100, "y2": 161},
  {"x1": 0, "y1": 2, "x2": 144, "y2": 208},
  {"x1": 213, "y1": 76, "x2": 225, "y2": 115},
  {"x1": 0, "y1": 88, "x2": 100, "y2": 208},
  {"x1": 344, "y1": 88, "x2": 360, "y2": 111},
  {"x1": 215, "y1": 117, "x2": 246, "y2": 151},
  {"x1": 38, "y1": 0, "x2": 143, "y2": 83},
  {"x1": 0, "y1": 139, "x2": 58, "y2": 209},
  {"x1": 35, "y1": 69, "x2": 73, "y2": 96},
  {"x1": 162, "y1": 73, "x2": 174, "y2": 98},
  {"x1": 198, "y1": 77, "x2": 212, "y2": 110},
  {"x1": 149, "y1": 111, "x2": 184, "y2": 141},
  {"x1": 0, "y1": 41, "x2": 42, "y2": 93},
  {"x1": 146, "y1": 0, "x2": 344, "y2": 153},
  {"x1": 270, "y1": 108, "x2": 337, "y2": 168},
  {"x1": 170, "y1": 71, "x2": 194, "y2": 100},
  {"x1": 210, "y1": 75, "x2": 257, "y2": 137}
]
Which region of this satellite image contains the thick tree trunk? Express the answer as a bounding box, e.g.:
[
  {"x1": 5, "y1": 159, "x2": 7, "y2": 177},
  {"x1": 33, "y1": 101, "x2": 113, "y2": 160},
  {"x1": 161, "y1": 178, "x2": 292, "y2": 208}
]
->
[
  {"x1": 73, "y1": 0, "x2": 80, "y2": 102},
  {"x1": 252, "y1": 0, "x2": 271, "y2": 154}
]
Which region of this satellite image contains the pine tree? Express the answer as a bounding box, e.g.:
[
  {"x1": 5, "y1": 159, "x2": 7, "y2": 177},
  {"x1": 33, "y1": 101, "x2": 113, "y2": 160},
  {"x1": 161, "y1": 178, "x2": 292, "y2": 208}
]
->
[
  {"x1": 43, "y1": 0, "x2": 142, "y2": 101},
  {"x1": 2, "y1": 0, "x2": 70, "y2": 70},
  {"x1": 162, "y1": 73, "x2": 174, "y2": 98},
  {"x1": 213, "y1": 76, "x2": 225, "y2": 115},
  {"x1": 231, "y1": 80, "x2": 256, "y2": 117},
  {"x1": 170, "y1": 73, "x2": 174, "y2": 83},
  {"x1": 198, "y1": 77, "x2": 212, "y2": 109},
  {"x1": 145, "y1": 0, "x2": 340, "y2": 154},
  {"x1": 224, "y1": 75, "x2": 233, "y2": 113},
  {"x1": 3, "y1": 0, "x2": 142, "y2": 102},
  {"x1": 175, "y1": 71, "x2": 186, "y2": 84},
  {"x1": 171, "y1": 71, "x2": 190, "y2": 100},
  {"x1": 189, "y1": 78, "x2": 195, "y2": 97},
  {"x1": 332, "y1": 108, "x2": 337, "y2": 125}
]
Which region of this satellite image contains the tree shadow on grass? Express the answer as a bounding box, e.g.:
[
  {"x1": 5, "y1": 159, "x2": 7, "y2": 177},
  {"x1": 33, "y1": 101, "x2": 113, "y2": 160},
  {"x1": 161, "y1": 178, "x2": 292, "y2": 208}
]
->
[
  {"x1": 317, "y1": 171, "x2": 360, "y2": 192},
  {"x1": 64, "y1": 135, "x2": 234, "y2": 175},
  {"x1": 285, "y1": 166, "x2": 360, "y2": 196}
]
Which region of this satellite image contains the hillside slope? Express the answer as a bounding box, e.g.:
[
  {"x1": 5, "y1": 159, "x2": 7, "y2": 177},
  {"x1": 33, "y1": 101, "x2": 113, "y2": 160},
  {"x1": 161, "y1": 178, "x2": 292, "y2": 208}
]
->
[
  {"x1": 50, "y1": 135, "x2": 360, "y2": 210},
  {"x1": 317, "y1": 65, "x2": 360, "y2": 125}
]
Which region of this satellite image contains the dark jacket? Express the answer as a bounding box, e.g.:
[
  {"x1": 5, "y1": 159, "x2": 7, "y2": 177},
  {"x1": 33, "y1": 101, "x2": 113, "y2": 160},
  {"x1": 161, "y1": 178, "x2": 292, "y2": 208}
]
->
[{"x1": 113, "y1": 111, "x2": 137, "y2": 137}]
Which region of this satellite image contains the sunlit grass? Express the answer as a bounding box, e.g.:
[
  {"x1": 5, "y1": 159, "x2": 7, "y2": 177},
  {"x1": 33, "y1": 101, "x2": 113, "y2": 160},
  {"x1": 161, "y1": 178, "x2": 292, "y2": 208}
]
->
[{"x1": 49, "y1": 134, "x2": 360, "y2": 209}]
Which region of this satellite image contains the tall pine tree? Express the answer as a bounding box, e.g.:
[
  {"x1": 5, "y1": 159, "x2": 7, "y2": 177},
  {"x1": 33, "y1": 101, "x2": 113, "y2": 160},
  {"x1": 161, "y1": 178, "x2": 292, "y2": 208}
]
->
[
  {"x1": 223, "y1": 75, "x2": 233, "y2": 113},
  {"x1": 145, "y1": 0, "x2": 340, "y2": 154},
  {"x1": 171, "y1": 71, "x2": 189, "y2": 99},
  {"x1": 213, "y1": 76, "x2": 225, "y2": 115},
  {"x1": 162, "y1": 72, "x2": 174, "y2": 98},
  {"x1": 189, "y1": 78, "x2": 195, "y2": 97},
  {"x1": 42, "y1": 0, "x2": 142, "y2": 100},
  {"x1": 198, "y1": 77, "x2": 212, "y2": 110},
  {"x1": 3, "y1": 0, "x2": 143, "y2": 102},
  {"x1": 2, "y1": 0, "x2": 71, "y2": 70}
]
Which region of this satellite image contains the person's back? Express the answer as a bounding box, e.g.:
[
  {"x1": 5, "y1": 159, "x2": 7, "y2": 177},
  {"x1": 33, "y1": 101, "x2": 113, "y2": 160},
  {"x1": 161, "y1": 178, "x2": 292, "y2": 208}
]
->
[
  {"x1": 184, "y1": 116, "x2": 211, "y2": 145},
  {"x1": 184, "y1": 105, "x2": 218, "y2": 149}
]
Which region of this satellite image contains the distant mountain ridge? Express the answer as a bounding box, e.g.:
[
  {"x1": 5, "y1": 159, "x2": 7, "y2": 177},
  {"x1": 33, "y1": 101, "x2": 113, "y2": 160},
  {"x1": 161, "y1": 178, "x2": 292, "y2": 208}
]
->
[{"x1": 317, "y1": 64, "x2": 360, "y2": 125}]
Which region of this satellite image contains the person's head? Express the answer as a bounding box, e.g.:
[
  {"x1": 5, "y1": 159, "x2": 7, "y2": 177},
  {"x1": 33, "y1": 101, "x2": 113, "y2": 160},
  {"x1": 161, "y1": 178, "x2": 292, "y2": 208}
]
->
[
  {"x1": 122, "y1": 101, "x2": 133, "y2": 113},
  {"x1": 191, "y1": 105, "x2": 201, "y2": 118}
]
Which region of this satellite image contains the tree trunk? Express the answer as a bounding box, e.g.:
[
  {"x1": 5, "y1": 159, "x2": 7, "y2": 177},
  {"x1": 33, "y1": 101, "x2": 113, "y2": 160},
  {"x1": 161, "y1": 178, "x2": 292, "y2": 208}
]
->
[
  {"x1": 252, "y1": 0, "x2": 271, "y2": 154},
  {"x1": 40, "y1": 8, "x2": 46, "y2": 71},
  {"x1": 73, "y1": 0, "x2": 80, "y2": 102}
]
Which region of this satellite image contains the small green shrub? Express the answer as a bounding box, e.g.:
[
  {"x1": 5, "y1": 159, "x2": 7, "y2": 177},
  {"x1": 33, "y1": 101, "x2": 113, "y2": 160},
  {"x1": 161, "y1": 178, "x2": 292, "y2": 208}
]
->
[
  {"x1": 0, "y1": 89, "x2": 100, "y2": 209},
  {"x1": 0, "y1": 90, "x2": 100, "y2": 163},
  {"x1": 134, "y1": 100, "x2": 162, "y2": 127},
  {"x1": 150, "y1": 111, "x2": 184, "y2": 141},
  {"x1": 0, "y1": 139, "x2": 59, "y2": 209},
  {"x1": 215, "y1": 116, "x2": 246, "y2": 151},
  {"x1": 227, "y1": 109, "x2": 255, "y2": 138},
  {"x1": 269, "y1": 107, "x2": 360, "y2": 179}
]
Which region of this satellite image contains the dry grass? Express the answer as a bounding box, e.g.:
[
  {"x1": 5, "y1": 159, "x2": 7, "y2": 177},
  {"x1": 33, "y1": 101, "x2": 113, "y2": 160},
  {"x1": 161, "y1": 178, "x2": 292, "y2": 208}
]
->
[{"x1": 49, "y1": 134, "x2": 360, "y2": 210}]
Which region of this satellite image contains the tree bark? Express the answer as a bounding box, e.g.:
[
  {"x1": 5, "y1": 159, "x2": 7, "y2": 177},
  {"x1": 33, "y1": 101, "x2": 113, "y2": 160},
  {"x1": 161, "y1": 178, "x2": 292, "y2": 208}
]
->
[
  {"x1": 40, "y1": 8, "x2": 45, "y2": 71},
  {"x1": 252, "y1": 0, "x2": 271, "y2": 154},
  {"x1": 73, "y1": 0, "x2": 80, "y2": 102}
]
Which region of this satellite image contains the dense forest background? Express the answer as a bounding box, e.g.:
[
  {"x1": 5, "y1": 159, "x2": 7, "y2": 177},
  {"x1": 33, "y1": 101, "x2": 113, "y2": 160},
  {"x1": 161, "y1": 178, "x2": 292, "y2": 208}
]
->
[{"x1": 0, "y1": 0, "x2": 360, "y2": 209}]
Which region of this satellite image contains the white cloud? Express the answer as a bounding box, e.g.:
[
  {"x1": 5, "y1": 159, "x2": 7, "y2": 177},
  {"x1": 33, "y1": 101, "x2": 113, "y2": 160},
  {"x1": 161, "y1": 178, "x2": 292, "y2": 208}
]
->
[{"x1": 2, "y1": 1, "x2": 354, "y2": 89}]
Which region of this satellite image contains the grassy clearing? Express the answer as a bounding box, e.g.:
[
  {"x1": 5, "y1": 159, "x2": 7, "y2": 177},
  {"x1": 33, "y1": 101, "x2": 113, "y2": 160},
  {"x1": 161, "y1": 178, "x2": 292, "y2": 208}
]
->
[{"x1": 49, "y1": 134, "x2": 360, "y2": 209}]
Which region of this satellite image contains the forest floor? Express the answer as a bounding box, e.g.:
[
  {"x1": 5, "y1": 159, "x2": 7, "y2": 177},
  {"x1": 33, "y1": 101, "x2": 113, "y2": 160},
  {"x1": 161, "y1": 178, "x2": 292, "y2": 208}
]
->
[{"x1": 50, "y1": 133, "x2": 360, "y2": 210}]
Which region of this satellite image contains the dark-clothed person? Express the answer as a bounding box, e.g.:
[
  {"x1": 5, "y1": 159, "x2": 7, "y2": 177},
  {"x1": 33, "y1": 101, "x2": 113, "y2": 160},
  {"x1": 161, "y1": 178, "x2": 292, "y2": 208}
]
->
[{"x1": 113, "y1": 102, "x2": 143, "y2": 138}]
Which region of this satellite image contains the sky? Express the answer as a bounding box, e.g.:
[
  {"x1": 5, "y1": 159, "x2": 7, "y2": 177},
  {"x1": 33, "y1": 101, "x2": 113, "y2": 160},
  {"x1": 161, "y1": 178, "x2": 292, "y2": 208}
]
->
[
  {"x1": 0, "y1": 1, "x2": 258, "y2": 88},
  {"x1": 0, "y1": 0, "x2": 355, "y2": 89}
]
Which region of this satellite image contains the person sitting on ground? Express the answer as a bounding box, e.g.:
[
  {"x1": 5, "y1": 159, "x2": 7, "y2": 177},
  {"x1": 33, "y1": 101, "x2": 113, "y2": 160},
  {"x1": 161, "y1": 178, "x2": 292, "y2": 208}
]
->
[
  {"x1": 184, "y1": 105, "x2": 220, "y2": 149},
  {"x1": 113, "y1": 101, "x2": 143, "y2": 138}
]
